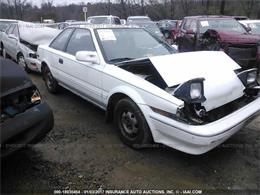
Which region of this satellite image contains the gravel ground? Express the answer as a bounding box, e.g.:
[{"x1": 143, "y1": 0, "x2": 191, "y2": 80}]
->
[{"x1": 1, "y1": 73, "x2": 260, "y2": 195}]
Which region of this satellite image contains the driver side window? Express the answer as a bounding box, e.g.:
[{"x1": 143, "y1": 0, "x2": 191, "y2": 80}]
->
[
  {"x1": 65, "y1": 28, "x2": 96, "y2": 56},
  {"x1": 50, "y1": 28, "x2": 74, "y2": 51},
  {"x1": 190, "y1": 20, "x2": 197, "y2": 32}
]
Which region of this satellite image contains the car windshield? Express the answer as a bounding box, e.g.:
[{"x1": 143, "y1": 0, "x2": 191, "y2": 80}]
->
[
  {"x1": 138, "y1": 23, "x2": 162, "y2": 35},
  {"x1": 248, "y1": 22, "x2": 260, "y2": 34},
  {"x1": 199, "y1": 19, "x2": 247, "y2": 34},
  {"x1": 95, "y1": 28, "x2": 175, "y2": 63},
  {"x1": 0, "y1": 21, "x2": 14, "y2": 32}
]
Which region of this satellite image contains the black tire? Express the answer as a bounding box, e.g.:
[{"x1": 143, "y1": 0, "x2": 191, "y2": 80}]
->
[
  {"x1": 17, "y1": 53, "x2": 31, "y2": 73},
  {"x1": 2, "y1": 46, "x2": 9, "y2": 59},
  {"x1": 0, "y1": 43, "x2": 3, "y2": 56},
  {"x1": 114, "y1": 98, "x2": 153, "y2": 149},
  {"x1": 42, "y1": 65, "x2": 59, "y2": 94}
]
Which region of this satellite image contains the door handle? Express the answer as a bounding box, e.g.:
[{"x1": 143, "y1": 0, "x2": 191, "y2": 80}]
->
[{"x1": 59, "y1": 58, "x2": 63, "y2": 64}]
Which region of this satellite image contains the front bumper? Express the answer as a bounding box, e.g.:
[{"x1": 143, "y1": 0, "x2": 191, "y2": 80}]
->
[
  {"x1": 142, "y1": 96, "x2": 260, "y2": 155},
  {"x1": 0, "y1": 102, "x2": 54, "y2": 157}
]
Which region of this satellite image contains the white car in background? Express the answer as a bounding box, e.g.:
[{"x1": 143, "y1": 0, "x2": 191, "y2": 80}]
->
[
  {"x1": 87, "y1": 15, "x2": 121, "y2": 25},
  {"x1": 1, "y1": 21, "x2": 60, "y2": 72},
  {"x1": 127, "y1": 16, "x2": 152, "y2": 24},
  {"x1": 0, "y1": 19, "x2": 18, "y2": 55},
  {"x1": 38, "y1": 25, "x2": 260, "y2": 155},
  {"x1": 239, "y1": 20, "x2": 260, "y2": 35}
]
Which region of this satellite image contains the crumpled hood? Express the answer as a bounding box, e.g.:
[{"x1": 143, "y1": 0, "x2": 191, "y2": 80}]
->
[
  {"x1": 149, "y1": 51, "x2": 245, "y2": 111},
  {"x1": 216, "y1": 30, "x2": 260, "y2": 44},
  {"x1": 0, "y1": 59, "x2": 33, "y2": 98},
  {"x1": 18, "y1": 21, "x2": 60, "y2": 45}
]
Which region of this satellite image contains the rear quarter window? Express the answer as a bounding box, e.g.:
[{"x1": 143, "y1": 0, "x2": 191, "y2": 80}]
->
[{"x1": 50, "y1": 28, "x2": 74, "y2": 51}]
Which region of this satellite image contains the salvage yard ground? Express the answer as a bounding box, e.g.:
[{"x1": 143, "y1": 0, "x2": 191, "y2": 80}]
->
[{"x1": 1, "y1": 73, "x2": 260, "y2": 194}]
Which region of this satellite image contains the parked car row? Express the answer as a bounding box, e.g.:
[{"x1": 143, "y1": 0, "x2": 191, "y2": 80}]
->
[{"x1": 1, "y1": 15, "x2": 260, "y2": 157}]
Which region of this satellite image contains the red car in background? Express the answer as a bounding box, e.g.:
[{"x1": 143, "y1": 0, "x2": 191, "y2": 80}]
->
[
  {"x1": 158, "y1": 20, "x2": 182, "y2": 42},
  {"x1": 176, "y1": 16, "x2": 260, "y2": 72}
]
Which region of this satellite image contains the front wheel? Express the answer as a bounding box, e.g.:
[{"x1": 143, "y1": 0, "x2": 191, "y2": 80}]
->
[
  {"x1": 18, "y1": 54, "x2": 30, "y2": 73},
  {"x1": 42, "y1": 66, "x2": 59, "y2": 94},
  {"x1": 114, "y1": 98, "x2": 153, "y2": 149},
  {"x1": 2, "y1": 46, "x2": 8, "y2": 59}
]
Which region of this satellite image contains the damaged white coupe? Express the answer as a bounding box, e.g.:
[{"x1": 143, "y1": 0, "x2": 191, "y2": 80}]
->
[
  {"x1": 37, "y1": 25, "x2": 260, "y2": 154},
  {"x1": 1, "y1": 21, "x2": 60, "y2": 72}
]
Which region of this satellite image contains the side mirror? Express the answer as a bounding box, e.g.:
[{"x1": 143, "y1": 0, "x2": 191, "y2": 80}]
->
[
  {"x1": 186, "y1": 29, "x2": 195, "y2": 34},
  {"x1": 8, "y1": 34, "x2": 18, "y2": 40},
  {"x1": 75, "y1": 51, "x2": 100, "y2": 64}
]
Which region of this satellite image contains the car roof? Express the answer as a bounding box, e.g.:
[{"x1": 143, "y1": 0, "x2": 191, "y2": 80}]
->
[
  {"x1": 68, "y1": 24, "x2": 139, "y2": 30},
  {"x1": 88, "y1": 15, "x2": 119, "y2": 18},
  {"x1": 0, "y1": 19, "x2": 18, "y2": 22},
  {"x1": 127, "y1": 16, "x2": 150, "y2": 18},
  {"x1": 184, "y1": 15, "x2": 234, "y2": 20},
  {"x1": 240, "y1": 20, "x2": 260, "y2": 24}
]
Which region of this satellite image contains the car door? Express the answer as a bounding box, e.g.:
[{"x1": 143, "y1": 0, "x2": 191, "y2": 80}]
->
[
  {"x1": 62, "y1": 28, "x2": 103, "y2": 104},
  {"x1": 48, "y1": 28, "x2": 75, "y2": 80},
  {"x1": 8, "y1": 24, "x2": 19, "y2": 59},
  {"x1": 181, "y1": 19, "x2": 197, "y2": 51},
  {"x1": 3, "y1": 24, "x2": 15, "y2": 56}
]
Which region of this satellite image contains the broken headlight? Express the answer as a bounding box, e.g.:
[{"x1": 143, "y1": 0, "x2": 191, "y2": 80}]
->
[
  {"x1": 31, "y1": 89, "x2": 41, "y2": 104},
  {"x1": 173, "y1": 78, "x2": 206, "y2": 104},
  {"x1": 237, "y1": 68, "x2": 257, "y2": 87},
  {"x1": 0, "y1": 87, "x2": 41, "y2": 122}
]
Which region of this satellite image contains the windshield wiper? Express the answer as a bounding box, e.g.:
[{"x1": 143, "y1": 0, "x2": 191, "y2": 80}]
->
[{"x1": 108, "y1": 57, "x2": 134, "y2": 63}]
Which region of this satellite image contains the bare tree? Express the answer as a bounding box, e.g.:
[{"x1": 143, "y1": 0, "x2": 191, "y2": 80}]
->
[
  {"x1": 180, "y1": 0, "x2": 190, "y2": 16},
  {"x1": 241, "y1": 0, "x2": 255, "y2": 17},
  {"x1": 220, "y1": 0, "x2": 225, "y2": 15}
]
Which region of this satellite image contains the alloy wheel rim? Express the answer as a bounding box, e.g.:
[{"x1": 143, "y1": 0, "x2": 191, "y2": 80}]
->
[
  {"x1": 120, "y1": 111, "x2": 139, "y2": 139},
  {"x1": 46, "y1": 72, "x2": 53, "y2": 89}
]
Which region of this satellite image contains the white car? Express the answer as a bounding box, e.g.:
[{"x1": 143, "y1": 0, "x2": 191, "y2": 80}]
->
[
  {"x1": 239, "y1": 20, "x2": 260, "y2": 35},
  {"x1": 1, "y1": 21, "x2": 59, "y2": 72},
  {"x1": 0, "y1": 19, "x2": 18, "y2": 55},
  {"x1": 87, "y1": 15, "x2": 121, "y2": 25},
  {"x1": 127, "y1": 16, "x2": 152, "y2": 24},
  {"x1": 37, "y1": 25, "x2": 260, "y2": 155}
]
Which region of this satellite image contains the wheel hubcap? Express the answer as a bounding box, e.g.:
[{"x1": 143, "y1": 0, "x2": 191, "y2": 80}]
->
[{"x1": 120, "y1": 111, "x2": 139, "y2": 138}]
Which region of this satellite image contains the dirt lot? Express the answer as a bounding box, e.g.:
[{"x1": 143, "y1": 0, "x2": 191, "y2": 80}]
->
[{"x1": 1, "y1": 73, "x2": 260, "y2": 195}]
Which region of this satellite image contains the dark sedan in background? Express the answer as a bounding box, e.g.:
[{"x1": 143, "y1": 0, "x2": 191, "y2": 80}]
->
[{"x1": 0, "y1": 58, "x2": 54, "y2": 157}]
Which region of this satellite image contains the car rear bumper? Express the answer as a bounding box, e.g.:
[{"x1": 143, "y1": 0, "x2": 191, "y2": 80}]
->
[
  {"x1": 0, "y1": 102, "x2": 54, "y2": 157},
  {"x1": 141, "y1": 96, "x2": 260, "y2": 155}
]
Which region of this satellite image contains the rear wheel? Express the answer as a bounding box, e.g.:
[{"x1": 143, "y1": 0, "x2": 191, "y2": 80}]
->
[
  {"x1": 42, "y1": 65, "x2": 59, "y2": 94},
  {"x1": 2, "y1": 46, "x2": 8, "y2": 59},
  {"x1": 114, "y1": 98, "x2": 153, "y2": 149},
  {"x1": 17, "y1": 54, "x2": 30, "y2": 73}
]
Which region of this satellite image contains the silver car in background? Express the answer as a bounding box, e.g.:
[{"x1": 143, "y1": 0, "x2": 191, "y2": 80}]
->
[
  {"x1": 0, "y1": 19, "x2": 18, "y2": 55},
  {"x1": 1, "y1": 21, "x2": 60, "y2": 72}
]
